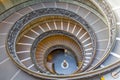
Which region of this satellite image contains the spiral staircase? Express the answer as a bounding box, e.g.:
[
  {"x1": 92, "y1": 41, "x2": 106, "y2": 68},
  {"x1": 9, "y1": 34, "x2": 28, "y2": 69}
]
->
[{"x1": 0, "y1": 0, "x2": 120, "y2": 80}]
